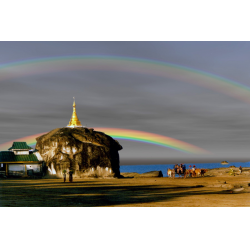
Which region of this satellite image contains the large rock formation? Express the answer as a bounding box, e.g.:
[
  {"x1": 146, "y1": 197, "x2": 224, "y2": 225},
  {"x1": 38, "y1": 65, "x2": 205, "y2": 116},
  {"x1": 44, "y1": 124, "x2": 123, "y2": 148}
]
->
[{"x1": 35, "y1": 127, "x2": 122, "y2": 178}]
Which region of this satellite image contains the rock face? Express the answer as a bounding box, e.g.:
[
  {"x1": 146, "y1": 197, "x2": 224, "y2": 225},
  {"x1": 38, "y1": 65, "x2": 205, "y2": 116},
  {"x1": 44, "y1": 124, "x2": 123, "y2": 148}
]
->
[
  {"x1": 121, "y1": 171, "x2": 163, "y2": 178},
  {"x1": 35, "y1": 127, "x2": 122, "y2": 178},
  {"x1": 206, "y1": 167, "x2": 250, "y2": 177}
]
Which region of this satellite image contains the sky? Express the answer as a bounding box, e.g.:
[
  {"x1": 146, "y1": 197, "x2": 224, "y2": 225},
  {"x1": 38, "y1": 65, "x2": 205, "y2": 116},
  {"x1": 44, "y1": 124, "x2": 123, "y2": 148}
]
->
[{"x1": 1, "y1": 41, "x2": 250, "y2": 164}]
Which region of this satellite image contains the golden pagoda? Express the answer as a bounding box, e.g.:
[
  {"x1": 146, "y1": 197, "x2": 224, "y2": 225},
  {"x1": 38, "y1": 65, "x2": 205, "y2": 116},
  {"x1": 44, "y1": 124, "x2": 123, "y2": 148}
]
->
[{"x1": 67, "y1": 97, "x2": 83, "y2": 128}]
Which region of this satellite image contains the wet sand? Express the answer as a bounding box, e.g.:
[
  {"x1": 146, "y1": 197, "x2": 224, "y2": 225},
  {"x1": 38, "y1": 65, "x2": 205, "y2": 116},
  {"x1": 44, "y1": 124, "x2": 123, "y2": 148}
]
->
[{"x1": 1, "y1": 169, "x2": 250, "y2": 207}]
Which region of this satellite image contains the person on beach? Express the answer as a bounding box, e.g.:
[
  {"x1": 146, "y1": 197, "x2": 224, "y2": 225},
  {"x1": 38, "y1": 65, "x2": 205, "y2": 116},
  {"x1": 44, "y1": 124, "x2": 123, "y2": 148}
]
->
[
  {"x1": 62, "y1": 169, "x2": 67, "y2": 182},
  {"x1": 69, "y1": 170, "x2": 73, "y2": 182},
  {"x1": 42, "y1": 164, "x2": 47, "y2": 177},
  {"x1": 177, "y1": 165, "x2": 181, "y2": 175},
  {"x1": 182, "y1": 164, "x2": 186, "y2": 174},
  {"x1": 174, "y1": 164, "x2": 178, "y2": 173},
  {"x1": 180, "y1": 164, "x2": 183, "y2": 174},
  {"x1": 192, "y1": 165, "x2": 196, "y2": 177},
  {"x1": 239, "y1": 166, "x2": 242, "y2": 174}
]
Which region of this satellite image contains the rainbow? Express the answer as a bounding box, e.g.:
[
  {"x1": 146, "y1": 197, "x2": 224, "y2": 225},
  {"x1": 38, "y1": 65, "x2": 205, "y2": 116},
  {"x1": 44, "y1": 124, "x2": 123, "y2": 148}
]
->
[
  {"x1": 0, "y1": 128, "x2": 208, "y2": 154},
  {"x1": 0, "y1": 132, "x2": 46, "y2": 152},
  {"x1": 0, "y1": 56, "x2": 250, "y2": 104}
]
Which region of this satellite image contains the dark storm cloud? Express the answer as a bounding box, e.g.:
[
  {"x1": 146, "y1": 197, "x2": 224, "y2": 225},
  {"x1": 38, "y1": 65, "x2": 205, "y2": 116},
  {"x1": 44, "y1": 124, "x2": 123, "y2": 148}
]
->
[{"x1": 1, "y1": 42, "x2": 250, "y2": 162}]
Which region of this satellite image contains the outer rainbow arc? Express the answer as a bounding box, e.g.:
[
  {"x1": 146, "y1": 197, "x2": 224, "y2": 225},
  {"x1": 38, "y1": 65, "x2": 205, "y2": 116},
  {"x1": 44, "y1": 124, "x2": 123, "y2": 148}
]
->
[
  {"x1": 1, "y1": 56, "x2": 250, "y2": 104},
  {"x1": 0, "y1": 128, "x2": 209, "y2": 154}
]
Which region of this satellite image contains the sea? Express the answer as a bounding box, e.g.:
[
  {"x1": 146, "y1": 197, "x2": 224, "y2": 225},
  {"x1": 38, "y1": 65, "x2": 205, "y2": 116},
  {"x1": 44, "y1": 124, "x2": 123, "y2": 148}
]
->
[{"x1": 120, "y1": 162, "x2": 250, "y2": 177}]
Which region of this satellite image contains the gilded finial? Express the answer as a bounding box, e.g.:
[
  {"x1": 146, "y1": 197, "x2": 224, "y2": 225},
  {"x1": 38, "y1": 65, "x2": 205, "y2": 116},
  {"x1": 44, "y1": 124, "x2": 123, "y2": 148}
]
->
[{"x1": 67, "y1": 97, "x2": 83, "y2": 128}]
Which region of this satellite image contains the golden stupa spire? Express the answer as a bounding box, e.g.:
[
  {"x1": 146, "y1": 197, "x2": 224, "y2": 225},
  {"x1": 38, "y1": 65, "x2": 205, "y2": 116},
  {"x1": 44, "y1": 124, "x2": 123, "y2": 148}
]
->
[{"x1": 67, "y1": 97, "x2": 83, "y2": 127}]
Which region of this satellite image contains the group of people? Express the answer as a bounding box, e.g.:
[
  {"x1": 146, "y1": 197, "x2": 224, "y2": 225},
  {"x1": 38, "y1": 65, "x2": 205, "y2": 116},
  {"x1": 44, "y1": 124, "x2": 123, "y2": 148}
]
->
[
  {"x1": 173, "y1": 164, "x2": 196, "y2": 174},
  {"x1": 173, "y1": 164, "x2": 186, "y2": 175},
  {"x1": 174, "y1": 163, "x2": 196, "y2": 173},
  {"x1": 171, "y1": 164, "x2": 244, "y2": 178},
  {"x1": 63, "y1": 170, "x2": 73, "y2": 182}
]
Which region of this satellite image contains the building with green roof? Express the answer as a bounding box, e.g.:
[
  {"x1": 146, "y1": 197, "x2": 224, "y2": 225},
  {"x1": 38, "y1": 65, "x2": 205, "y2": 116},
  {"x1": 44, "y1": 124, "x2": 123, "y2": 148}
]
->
[
  {"x1": 0, "y1": 142, "x2": 43, "y2": 177},
  {"x1": 8, "y1": 142, "x2": 33, "y2": 151}
]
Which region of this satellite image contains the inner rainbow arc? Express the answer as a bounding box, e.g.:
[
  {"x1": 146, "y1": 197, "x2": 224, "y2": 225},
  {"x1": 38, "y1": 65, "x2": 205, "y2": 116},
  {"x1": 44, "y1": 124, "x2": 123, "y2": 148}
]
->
[{"x1": 0, "y1": 128, "x2": 209, "y2": 154}]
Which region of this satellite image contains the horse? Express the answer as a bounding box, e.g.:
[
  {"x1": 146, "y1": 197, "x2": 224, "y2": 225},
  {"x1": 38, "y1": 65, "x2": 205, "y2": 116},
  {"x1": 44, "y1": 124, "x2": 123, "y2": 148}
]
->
[
  {"x1": 195, "y1": 169, "x2": 201, "y2": 177},
  {"x1": 167, "y1": 168, "x2": 175, "y2": 178},
  {"x1": 167, "y1": 168, "x2": 172, "y2": 178},
  {"x1": 184, "y1": 169, "x2": 192, "y2": 178},
  {"x1": 201, "y1": 169, "x2": 208, "y2": 177}
]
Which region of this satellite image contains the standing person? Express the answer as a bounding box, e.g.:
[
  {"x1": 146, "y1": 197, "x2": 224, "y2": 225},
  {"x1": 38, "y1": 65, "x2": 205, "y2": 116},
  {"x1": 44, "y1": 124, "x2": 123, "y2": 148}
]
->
[
  {"x1": 63, "y1": 170, "x2": 66, "y2": 183},
  {"x1": 42, "y1": 163, "x2": 47, "y2": 177},
  {"x1": 69, "y1": 170, "x2": 73, "y2": 182},
  {"x1": 192, "y1": 165, "x2": 196, "y2": 177},
  {"x1": 174, "y1": 164, "x2": 178, "y2": 173},
  {"x1": 239, "y1": 166, "x2": 242, "y2": 174},
  {"x1": 183, "y1": 164, "x2": 186, "y2": 174},
  {"x1": 180, "y1": 164, "x2": 183, "y2": 174},
  {"x1": 176, "y1": 164, "x2": 180, "y2": 175}
]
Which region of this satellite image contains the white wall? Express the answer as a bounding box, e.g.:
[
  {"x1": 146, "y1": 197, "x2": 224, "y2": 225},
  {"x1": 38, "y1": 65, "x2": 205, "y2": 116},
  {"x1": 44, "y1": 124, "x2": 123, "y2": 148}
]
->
[
  {"x1": 14, "y1": 150, "x2": 29, "y2": 155},
  {"x1": 9, "y1": 164, "x2": 41, "y2": 172},
  {"x1": 9, "y1": 164, "x2": 25, "y2": 171},
  {"x1": 26, "y1": 164, "x2": 41, "y2": 172}
]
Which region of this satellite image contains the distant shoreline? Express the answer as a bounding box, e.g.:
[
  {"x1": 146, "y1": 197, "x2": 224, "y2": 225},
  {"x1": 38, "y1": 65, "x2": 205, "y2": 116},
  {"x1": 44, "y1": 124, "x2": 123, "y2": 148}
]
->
[{"x1": 121, "y1": 158, "x2": 250, "y2": 165}]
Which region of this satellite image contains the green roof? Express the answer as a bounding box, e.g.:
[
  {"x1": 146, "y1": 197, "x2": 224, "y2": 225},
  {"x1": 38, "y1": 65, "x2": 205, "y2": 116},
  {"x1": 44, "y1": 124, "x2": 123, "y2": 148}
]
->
[
  {"x1": 0, "y1": 151, "x2": 39, "y2": 162},
  {"x1": 8, "y1": 142, "x2": 33, "y2": 150}
]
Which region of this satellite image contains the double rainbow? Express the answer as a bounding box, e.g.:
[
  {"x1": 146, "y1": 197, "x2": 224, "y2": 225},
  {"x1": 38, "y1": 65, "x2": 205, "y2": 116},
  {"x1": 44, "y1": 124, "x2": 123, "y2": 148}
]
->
[
  {"x1": 1, "y1": 56, "x2": 250, "y2": 104},
  {"x1": 0, "y1": 128, "x2": 208, "y2": 154}
]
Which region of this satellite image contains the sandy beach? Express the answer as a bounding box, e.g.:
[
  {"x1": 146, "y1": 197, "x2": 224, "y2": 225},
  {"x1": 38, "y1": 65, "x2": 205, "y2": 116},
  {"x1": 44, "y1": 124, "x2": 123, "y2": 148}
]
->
[{"x1": 1, "y1": 167, "x2": 250, "y2": 207}]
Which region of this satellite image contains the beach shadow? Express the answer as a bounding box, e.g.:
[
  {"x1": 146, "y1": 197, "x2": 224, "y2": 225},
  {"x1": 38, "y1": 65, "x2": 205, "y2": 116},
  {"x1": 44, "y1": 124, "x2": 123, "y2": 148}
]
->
[{"x1": 0, "y1": 179, "x2": 232, "y2": 207}]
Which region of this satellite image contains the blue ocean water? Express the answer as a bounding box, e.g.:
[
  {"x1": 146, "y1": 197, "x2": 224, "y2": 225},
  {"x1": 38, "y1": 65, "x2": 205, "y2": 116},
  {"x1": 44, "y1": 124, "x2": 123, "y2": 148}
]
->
[{"x1": 120, "y1": 162, "x2": 250, "y2": 177}]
